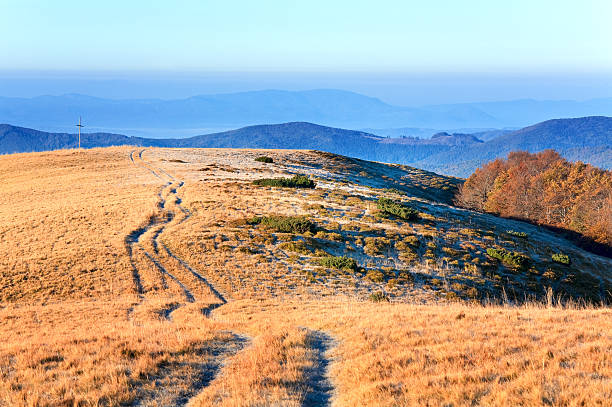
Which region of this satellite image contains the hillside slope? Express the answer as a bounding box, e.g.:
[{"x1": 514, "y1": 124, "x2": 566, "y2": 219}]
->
[
  {"x1": 2, "y1": 147, "x2": 609, "y2": 304},
  {"x1": 1, "y1": 117, "x2": 610, "y2": 177},
  {"x1": 417, "y1": 116, "x2": 612, "y2": 175},
  {"x1": 1, "y1": 147, "x2": 611, "y2": 406}
]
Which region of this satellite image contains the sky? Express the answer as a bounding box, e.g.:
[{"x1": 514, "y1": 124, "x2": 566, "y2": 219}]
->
[{"x1": 1, "y1": 0, "x2": 611, "y2": 104}]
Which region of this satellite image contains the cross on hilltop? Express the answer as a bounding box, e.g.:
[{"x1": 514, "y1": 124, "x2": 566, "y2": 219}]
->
[{"x1": 75, "y1": 117, "x2": 84, "y2": 150}]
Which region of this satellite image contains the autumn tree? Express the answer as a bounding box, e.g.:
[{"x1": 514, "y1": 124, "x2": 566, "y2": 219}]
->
[
  {"x1": 455, "y1": 158, "x2": 505, "y2": 211},
  {"x1": 457, "y1": 150, "x2": 612, "y2": 248}
]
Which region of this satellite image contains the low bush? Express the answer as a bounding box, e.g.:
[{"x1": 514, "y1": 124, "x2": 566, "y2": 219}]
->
[
  {"x1": 506, "y1": 230, "x2": 528, "y2": 238},
  {"x1": 442, "y1": 247, "x2": 462, "y2": 257},
  {"x1": 369, "y1": 291, "x2": 390, "y2": 302},
  {"x1": 248, "y1": 215, "x2": 316, "y2": 234},
  {"x1": 278, "y1": 241, "x2": 312, "y2": 255},
  {"x1": 552, "y1": 252, "x2": 571, "y2": 265},
  {"x1": 238, "y1": 246, "x2": 258, "y2": 254},
  {"x1": 395, "y1": 241, "x2": 419, "y2": 263},
  {"x1": 364, "y1": 237, "x2": 390, "y2": 256},
  {"x1": 317, "y1": 255, "x2": 358, "y2": 271},
  {"x1": 486, "y1": 248, "x2": 530, "y2": 270},
  {"x1": 254, "y1": 156, "x2": 274, "y2": 163},
  {"x1": 253, "y1": 174, "x2": 315, "y2": 188},
  {"x1": 314, "y1": 231, "x2": 344, "y2": 242},
  {"x1": 376, "y1": 198, "x2": 419, "y2": 221},
  {"x1": 466, "y1": 287, "x2": 479, "y2": 299},
  {"x1": 403, "y1": 235, "x2": 420, "y2": 247},
  {"x1": 366, "y1": 270, "x2": 385, "y2": 283},
  {"x1": 397, "y1": 272, "x2": 414, "y2": 284}
]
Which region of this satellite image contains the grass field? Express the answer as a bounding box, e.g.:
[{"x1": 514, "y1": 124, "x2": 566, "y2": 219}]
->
[{"x1": 1, "y1": 147, "x2": 611, "y2": 406}]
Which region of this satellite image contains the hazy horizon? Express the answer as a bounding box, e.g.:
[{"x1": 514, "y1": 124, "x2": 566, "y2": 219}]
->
[
  {"x1": 1, "y1": 2, "x2": 611, "y2": 136},
  {"x1": 2, "y1": 1, "x2": 611, "y2": 105},
  {"x1": 1, "y1": 71, "x2": 612, "y2": 107}
]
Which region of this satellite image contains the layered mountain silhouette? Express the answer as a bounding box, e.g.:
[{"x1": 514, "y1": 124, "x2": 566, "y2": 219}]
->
[
  {"x1": 2, "y1": 90, "x2": 612, "y2": 136},
  {"x1": 1, "y1": 117, "x2": 610, "y2": 177},
  {"x1": 413, "y1": 116, "x2": 612, "y2": 175}
]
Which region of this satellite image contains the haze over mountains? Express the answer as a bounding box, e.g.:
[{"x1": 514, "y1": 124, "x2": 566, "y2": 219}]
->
[
  {"x1": 2, "y1": 116, "x2": 610, "y2": 177},
  {"x1": 2, "y1": 90, "x2": 612, "y2": 138}
]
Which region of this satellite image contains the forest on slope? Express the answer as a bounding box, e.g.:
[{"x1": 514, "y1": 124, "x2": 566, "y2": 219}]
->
[{"x1": 457, "y1": 150, "x2": 612, "y2": 254}]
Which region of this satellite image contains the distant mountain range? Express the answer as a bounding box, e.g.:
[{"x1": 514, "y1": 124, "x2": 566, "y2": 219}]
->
[
  {"x1": 1, "y1": 117, "x2": 610, "y2": 177},
  {"x1": 411, "y1": 116, "x2": 612, "y2": 175},
  {"x1": 1, "y1": 90, "x2": 612, "y2": 137}
]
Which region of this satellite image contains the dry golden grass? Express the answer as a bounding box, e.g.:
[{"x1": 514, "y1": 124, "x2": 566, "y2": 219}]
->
[
  {"x1": 0, "y1": 148, "x2": 159, "y2": 302},
  {"x1": 188, "y1": 327, "x2": 320, "y2": 407},
  {"x1": 0, "y1": 297, "x2": 238, "y2": 406},
  {"x1": 3, "y1": 296, "x2": 611, "y2": 406},
  {"x1": 212, "y1": 299, "x2": 612, "y2": 407},
  {"x1": 1, "y1": 146, "x2": 611, "y2": 406}
]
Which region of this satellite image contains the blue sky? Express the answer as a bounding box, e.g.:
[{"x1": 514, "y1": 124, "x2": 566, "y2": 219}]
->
[
  {"x1": 2, "y1": 0, "x2": 610, "y2": 72},
  {"x1": 1, "y1": 1, "x2": 611, "y2": 103}
]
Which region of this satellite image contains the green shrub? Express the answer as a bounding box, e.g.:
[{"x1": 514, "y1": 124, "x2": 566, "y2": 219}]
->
[
  {"x1": 254, "y1": 156, "x2": 274, "y2": 163},
  {"x1": 253, "y1": 175, "x2": 315, "y2": 188},
  {"x1": 552, "y1": 253, "x2": 571, "y2": 265},
  {"x1": 248, "y1": 215, "x2": 316, "y2": 234},
  {"x1": 369, "y1": 291, "x2": 390, "y2": 302},
  {"x1": 506, "y1": 230, "x2": 528, "y2": 238},
  {"x1": 396, "y1": 240, "x2": 419, "y2": 263},
  {"x1": 376, "y1": 198, "x2": 419, "y2": 221},
  {"x1": 317, "y1": 256, "x2": 358, "y2": 271},
  {"x1": 486, "y1": 248, "x2": 530, "y2": 270},
  {"x1": 278, "y1": 241, "x2": 313, "y2": 255}
]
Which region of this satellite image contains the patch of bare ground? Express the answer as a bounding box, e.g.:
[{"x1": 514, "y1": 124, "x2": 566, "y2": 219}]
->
[{"x1": 131, "y1": 334, "x2": 247, "y2": 407}]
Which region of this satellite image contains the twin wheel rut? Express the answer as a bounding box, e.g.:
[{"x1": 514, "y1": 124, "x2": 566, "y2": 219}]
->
[{"x1": 126, "y1": 149, "x2": 336, "y2": 406}]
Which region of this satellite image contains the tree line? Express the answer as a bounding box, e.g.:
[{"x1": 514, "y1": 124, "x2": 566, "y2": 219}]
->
[{"x1": 456, "y1": 150, "x2": 612, "y2": 251}]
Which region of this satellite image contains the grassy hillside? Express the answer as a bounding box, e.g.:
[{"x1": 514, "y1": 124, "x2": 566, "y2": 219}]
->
[{"x1": 1, "y1": 147, "x2": 611, "y2": 405}]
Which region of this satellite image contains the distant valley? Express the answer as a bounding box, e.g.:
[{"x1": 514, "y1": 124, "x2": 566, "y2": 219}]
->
[{"x1": 1, "y1": 116, "x2": 611, "y2": 177}]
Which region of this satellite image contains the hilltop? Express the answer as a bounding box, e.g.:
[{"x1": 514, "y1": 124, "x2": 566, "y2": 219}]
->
[
  {"x1": 1, "y1": 147, "x2": 611, "y2": 405},
  {"x1": 0, "y1": 123, "x2": 147, "y2": 154},
  {"x1": 2, "y1": 117, "x2": 611, "y2": 177}
]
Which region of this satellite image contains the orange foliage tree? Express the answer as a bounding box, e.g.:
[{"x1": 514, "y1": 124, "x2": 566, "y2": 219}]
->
[{"x1": 457, "y1": 150, "x2": 612, "y2": 247}]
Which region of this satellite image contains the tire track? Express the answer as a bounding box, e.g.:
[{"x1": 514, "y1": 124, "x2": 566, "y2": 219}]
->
[
  {"x1": 129, "y1": 149, "x2": 230, "y2": 311},
  {"x1": 160, "y1": 241, "x2": 227, "y2": 305},
  {"x1": 126, "y1": 151, "x2": 174, "y2": 298},
  {"x1": 136, "y1": 149, "x2": 163, "y2": 179},
  {"x1": 303, "y1": 330, "x2": 337, "y2": 407},
  {"x1": 127, "y1": 149, "x2": 342, "y2": 407},
  {"x1": 143, "y1": 251, "x2": 195, "y2": 303},
  {"x1": 129, "y1": 162, "x2": 180, "y2": 296},
  {"x1": 126, "y1": 149, "x2": 254, "y2": 406},
  {"x1": 153, "y1": 178, "x2": 227, "y2": 305}
]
